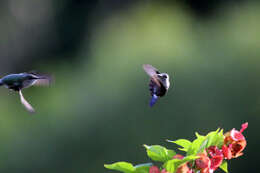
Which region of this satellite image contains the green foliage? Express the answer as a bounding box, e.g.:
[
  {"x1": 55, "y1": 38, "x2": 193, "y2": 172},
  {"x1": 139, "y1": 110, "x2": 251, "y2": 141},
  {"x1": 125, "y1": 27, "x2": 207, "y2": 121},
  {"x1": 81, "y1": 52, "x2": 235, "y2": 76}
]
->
[
  {"x1": 164, "y1": 155, "x2": 198, "y2": 173},
  {"x1": 187, "y1": 129, "x2": 224, "y2": 156},
  {"x1": 104, "y1": 126, "x2": 245, "y2": 173},
  {"x1": 204, "y1": 129, "x2": 225, "y2": 149},
  {"x1": 135, "y1": 163, "x2": 153, "y2": 173},
  {"x1": 104, "y1": 162, "x2": 152, "y2": 173},
  {"x1": 104, "y1": 162, "x2": 135, "y2": 173},
  {"x1": 187, "y1": 132, "x2": 206, "y2": 156},
  {"x1": 220, "y1": 160, "x2": 228, "y2": 173},
  {"x1": 167, "y1": 139, "x2": 191, "y2": 152},
  {"x1": 143, "y1": 145, "x2": 176, "y2": 162}
]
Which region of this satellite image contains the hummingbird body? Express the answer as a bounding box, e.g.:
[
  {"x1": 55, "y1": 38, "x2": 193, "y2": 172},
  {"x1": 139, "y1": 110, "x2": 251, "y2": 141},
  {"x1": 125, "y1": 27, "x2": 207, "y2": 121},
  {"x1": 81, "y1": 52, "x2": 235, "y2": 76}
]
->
[
  {"x1": 0, "y1": 72, "x2": 51, "y2": 113},
  {"x1": 143, "y1": 64, "x2": 170, "y2": 107},
  {"x1": 149, "y1": 78, "x2": 167, "y2": 97},
  {"x1": 1, "y1": 73, "x2": 35, "y2": 91}
]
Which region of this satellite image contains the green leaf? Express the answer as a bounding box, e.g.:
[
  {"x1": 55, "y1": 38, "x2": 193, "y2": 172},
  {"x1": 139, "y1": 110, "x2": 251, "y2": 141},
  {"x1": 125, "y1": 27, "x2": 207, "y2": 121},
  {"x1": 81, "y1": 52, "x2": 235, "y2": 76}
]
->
[
  {"x1": 195, "y1": 132, "x2": 204, "y2": 138},
  {"x1": 188, "y1": 129, "x2": 225, "y2": 155},
  {"x1": 134, "y1": 163, "x2": 152, "y2": 173},
  {"x1": 202, "y1": 128, "x2": 225, "y2": 150},
  {"x1": 144, "y1": 145, "x2": 176, "y2": 162},
  {"x1": 167, "y1": 139, "x2": 191, "y2": 152},
  {"x1": 164, "y1": 159, "x2": 179, "y2": 173},
  {"x1": 220, "y1": 160, "x2": 228, "y2": 173},
  {"x1": 181, "y1": 155, "x2": 199, "y2": 163},
  {"x1": 164, "y1": 155, "x2": 199, "y2": 173},
  {"x1": 205, "y1": 129, "x2": 219, "y2": 148},
  {"x1": 197, "y1": 138, "x2": 208, "y2": 154},
  {"x1": 104, "y1": 162, "x2": 135, "y2": 173},
  {"x1": 215, "y1": 129, "x2": 225, "y2": 148},
  {"x1": 206, "y1": 129, "x2": 222, "y2": 147},
  {"x1": 187, "y1": 134, "x2": 206, "y2": 156}
]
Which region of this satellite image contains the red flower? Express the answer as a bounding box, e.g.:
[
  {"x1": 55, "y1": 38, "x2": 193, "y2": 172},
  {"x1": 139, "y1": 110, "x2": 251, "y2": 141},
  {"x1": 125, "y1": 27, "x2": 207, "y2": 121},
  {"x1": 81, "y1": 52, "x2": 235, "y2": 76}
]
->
[
  {"x1": 195, "y1": 151, "x2": 211, "y2": 173},
  {"x1": 223, "y1": 122, "x2": 248, "y2": 159},
  {"x1": 222, "y1": 145, "x2": 232, "y2": 159},
  {"x1": 149, "y1": 166, "x2": 160, "y2": 173},
  {"x1": 176, "y1": 163, "x2": 193, "y2": 173},
  {"x1": 207, "y1": 146, "x2": 223, "y2": 171}
]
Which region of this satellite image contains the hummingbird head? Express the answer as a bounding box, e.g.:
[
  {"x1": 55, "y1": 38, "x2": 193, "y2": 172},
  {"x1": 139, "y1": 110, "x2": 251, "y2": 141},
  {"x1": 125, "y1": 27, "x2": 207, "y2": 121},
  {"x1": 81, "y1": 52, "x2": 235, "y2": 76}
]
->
[{"x1": 157, "y1": 73, "x2": 170, "y2": 89}]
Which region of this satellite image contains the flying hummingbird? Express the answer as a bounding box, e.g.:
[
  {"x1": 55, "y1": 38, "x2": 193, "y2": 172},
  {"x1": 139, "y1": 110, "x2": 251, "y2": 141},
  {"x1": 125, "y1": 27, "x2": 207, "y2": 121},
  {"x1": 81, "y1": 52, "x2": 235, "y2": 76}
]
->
[
  {"x1": 0, "y1": 72, "x2": 52, "y2": 113},
  {"x1": 143, "y1": 64, "x2": 170, "y2": 107}
]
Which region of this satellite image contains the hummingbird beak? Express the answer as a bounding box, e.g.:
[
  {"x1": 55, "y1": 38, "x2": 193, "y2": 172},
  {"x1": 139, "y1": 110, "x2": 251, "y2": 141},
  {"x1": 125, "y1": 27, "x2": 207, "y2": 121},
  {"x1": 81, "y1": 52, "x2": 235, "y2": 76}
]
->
[{"x1": 19, "y1": 90, "x2": 35, "y2": 113}]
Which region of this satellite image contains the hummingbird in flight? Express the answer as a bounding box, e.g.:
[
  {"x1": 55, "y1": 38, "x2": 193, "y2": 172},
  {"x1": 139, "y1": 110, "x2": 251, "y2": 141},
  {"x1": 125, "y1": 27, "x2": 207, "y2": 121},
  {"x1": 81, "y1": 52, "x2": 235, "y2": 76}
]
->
[
  {"x1": 143, "y1": 64, "x2": 170, "y2": 107},
  {"x1": 0, "y1": 72, "x2": 52, "y2": 113}
]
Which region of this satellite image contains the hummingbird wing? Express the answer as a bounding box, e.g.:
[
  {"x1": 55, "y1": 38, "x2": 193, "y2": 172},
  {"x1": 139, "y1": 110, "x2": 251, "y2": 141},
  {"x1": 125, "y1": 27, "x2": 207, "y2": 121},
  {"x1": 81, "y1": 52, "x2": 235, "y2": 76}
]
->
[
  {"x1": 19, "y1": 90, "x2": 35, "y2": 113},
  {"x1": 143, "y1": 64, "x2": 161, "y2": 87},
  {"x1": 32, "y1": 74, "x2": 53, "y2": 86},
  {"x1": 33, "y1": 78, "x2": 51, "y2": 86},
  {"x1": 25, "y1": 71, "x2": 53, "y2": 86},
  {"x1": 143, "y1": 64, "x2": 160, "y2": 76}
]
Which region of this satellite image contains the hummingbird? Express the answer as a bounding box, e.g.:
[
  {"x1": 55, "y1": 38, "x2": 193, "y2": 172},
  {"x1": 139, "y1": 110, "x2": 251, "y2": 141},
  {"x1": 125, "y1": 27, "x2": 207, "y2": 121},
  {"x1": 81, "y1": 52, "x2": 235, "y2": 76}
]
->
[
  {"x1": 143, "y1": 64, "x2": 170, "y2": 107},
  {"x1": 0, "y1": 72, "x2": 52, "y2": 113}
]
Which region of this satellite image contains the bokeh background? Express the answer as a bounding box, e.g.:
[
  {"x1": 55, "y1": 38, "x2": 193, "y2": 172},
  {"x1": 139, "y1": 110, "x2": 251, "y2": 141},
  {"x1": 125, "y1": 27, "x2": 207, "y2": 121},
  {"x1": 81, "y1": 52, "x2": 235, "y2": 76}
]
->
[{"x1": 0, "y1": 0, "x2": 259, "y2": 172}]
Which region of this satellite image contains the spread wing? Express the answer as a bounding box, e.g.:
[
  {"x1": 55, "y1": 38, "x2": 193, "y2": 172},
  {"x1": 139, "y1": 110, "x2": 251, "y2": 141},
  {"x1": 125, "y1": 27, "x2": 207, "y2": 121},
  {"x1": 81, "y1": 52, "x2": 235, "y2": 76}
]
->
[
  {"x1": 19, "y1": 90, "x2": 35, "y2": 113},
  {"x1": 33, "y1": 78, "x2": 51, "y2": 86},
  {"x1": 143, "y1": 64, "x2": 161, "y2": 87},
  {"x1": 143, "y1": 64, "x2": 160, "y2": 76},
  {"x1": 26, "y1": 71, "x2": 53, "y2": 87},
  {"x1": 32, "y1": 74, "x2": 53, "y2": 86}
]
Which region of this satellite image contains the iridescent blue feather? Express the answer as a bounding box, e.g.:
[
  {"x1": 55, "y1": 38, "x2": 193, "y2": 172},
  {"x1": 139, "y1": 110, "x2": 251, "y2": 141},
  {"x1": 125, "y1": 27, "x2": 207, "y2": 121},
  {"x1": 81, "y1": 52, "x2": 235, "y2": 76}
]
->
[{"x1": 149, "y1": 95, "x2": 158, "y2": 107}]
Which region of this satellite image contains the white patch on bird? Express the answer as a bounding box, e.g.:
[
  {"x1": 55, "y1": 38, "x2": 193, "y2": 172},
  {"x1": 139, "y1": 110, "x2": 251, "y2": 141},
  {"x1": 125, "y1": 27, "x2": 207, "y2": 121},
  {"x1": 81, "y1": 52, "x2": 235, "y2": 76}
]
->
[{"x1": 157, "y1": 73, "x2": 170, "y2": 90}]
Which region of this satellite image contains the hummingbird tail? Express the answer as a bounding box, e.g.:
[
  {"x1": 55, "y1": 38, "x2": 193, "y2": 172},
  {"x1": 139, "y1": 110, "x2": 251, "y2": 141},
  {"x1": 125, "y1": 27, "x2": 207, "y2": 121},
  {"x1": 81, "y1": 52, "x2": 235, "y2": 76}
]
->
[
  {"x1": 149, "y1": 95, "x2": 158, "y2": 107},
  {"x1": 19, "y1": 90, "x2": 35, "y2": 113},
  {"x1": 0, "y1": 79, "x2": 3, "y2": 86}
]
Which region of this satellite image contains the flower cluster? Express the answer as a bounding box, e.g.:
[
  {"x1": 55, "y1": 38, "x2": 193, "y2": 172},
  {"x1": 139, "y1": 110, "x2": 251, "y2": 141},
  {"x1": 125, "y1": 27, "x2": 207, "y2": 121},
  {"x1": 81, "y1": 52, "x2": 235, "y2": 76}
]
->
[
  {"x1": 222, "y1": 122, "x2": 248, "y2": 159},
  {"x1": 105, "y1": 122, "x2": 248, "y2": 173}
]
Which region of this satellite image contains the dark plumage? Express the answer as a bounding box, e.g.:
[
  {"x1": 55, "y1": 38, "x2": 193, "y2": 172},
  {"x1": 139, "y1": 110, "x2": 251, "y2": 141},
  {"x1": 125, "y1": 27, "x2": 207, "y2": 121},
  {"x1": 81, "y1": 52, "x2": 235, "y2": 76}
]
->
[
  {"x1": 0, "y1": 72, "x2": 52, "y2": 113},
  {"x1": 143, "y1": 64, "x2": 170, "y2": 107},
  {"x1": 149, "y1": 79, "x2": 167, "y2": 97}
]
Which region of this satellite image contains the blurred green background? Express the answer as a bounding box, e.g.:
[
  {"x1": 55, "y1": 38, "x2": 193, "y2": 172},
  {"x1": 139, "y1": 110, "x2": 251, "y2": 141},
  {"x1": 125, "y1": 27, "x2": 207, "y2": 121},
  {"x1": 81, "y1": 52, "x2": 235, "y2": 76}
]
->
[{"x1": 0, "y1": 0, "x2": 259, "y2": 172}]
